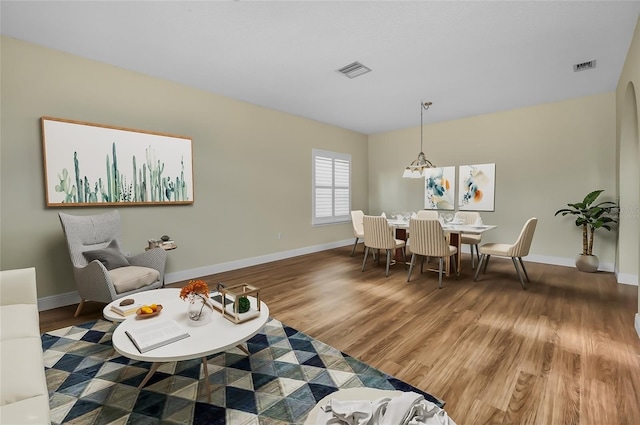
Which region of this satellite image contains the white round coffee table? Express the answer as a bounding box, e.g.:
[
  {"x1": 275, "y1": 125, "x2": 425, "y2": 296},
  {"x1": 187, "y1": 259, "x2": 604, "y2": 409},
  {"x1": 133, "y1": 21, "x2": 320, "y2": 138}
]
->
[{"x1": 104, "y1": 288, "x2": 269, "y2": 403}]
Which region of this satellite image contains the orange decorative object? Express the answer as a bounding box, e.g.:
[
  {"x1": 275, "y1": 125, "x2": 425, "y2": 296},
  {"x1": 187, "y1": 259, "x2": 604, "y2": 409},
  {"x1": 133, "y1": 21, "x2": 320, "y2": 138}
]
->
[
  {"x1": 179, "y1": 280, "x2": 209, "y2": 300},
  {"x1": 135, "y1": 304, "x2": 163, "y2": 318}
]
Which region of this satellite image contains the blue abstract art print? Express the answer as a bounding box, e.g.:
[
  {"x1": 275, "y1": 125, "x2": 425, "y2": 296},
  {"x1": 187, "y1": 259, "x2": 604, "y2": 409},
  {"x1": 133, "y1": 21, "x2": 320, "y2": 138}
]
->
[
  {"x1": 424, "y1": 166, "x2": 456, "y2": 210},
  {"x1": 458, "y1": 163, "x2": 495, "y2": 211}
]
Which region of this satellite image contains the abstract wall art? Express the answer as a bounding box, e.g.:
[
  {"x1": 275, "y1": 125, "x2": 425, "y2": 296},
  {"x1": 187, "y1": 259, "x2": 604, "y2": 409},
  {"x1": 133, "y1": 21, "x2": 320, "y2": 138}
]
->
[
  {"x1": 41, "y1": 117, "x2": 194, "y2": 207},
  {"x1": 458, "y1": 163, "x2": 495, "y2": 211},
  {"x1": 424, "y1": 166, "x2": 456, "y2": 210}
]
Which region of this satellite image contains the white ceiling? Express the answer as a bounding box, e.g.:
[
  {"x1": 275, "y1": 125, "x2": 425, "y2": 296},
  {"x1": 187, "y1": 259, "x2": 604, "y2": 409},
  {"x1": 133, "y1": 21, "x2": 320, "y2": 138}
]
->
[{"x1": 2, "y1": 1, "x2": 640, "y2": 134}]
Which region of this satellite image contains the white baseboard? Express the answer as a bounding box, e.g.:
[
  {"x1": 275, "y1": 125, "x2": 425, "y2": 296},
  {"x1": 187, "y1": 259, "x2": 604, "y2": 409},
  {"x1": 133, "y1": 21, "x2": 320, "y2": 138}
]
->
[
  {"x1": 616, "y1": 272, "x2": 639, "y2": 286},
  {"x1": 38, "y1": 241, "x2": 637, "y2": 310},
  {"x1": 164, "y1": 239, "x2": 353, "y2": 284},
  {"x1": 462, "y1": 245, "x2": 637, "y2": 284},
  {"x1": 37, "y1": 291, "x2": 80, "y2": 312},
  {"x1": 38, "y1": 239, "x2": 353, "y2": 311},
  {"x1": 636, "y1": 313, "x2": 640, "y2": 340}
]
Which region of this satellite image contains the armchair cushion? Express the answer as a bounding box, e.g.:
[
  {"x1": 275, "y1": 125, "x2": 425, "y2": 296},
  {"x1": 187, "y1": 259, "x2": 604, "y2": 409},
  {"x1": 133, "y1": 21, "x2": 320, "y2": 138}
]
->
[
  {"x1": 109, "y1": 266, "x2": 160, "y2": 294},
  {"x1": 83, "y1": 240, "x2": 130, "y2": 270}
]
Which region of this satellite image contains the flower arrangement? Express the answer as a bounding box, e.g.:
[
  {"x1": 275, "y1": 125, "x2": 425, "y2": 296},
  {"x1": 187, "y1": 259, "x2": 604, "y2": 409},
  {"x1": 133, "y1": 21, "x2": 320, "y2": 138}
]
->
[{"x1": 180, "y1": 279, "x2": 210, "y2": 320}]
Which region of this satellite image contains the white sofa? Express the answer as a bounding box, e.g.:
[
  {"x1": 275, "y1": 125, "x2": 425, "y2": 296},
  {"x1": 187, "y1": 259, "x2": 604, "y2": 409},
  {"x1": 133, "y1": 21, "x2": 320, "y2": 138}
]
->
[{"x1": 0, "y1": 267, "x2": 51, "y2": 424}]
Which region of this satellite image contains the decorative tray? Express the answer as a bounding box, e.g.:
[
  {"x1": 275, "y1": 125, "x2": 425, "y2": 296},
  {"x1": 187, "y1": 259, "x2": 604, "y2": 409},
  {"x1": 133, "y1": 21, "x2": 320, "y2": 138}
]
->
[{"x1": 135, "y1": 304, "x2": 163, "y2": 319}]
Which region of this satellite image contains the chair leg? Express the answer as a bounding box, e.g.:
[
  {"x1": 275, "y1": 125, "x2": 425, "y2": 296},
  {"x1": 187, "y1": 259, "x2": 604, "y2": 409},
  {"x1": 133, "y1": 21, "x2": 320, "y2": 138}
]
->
[
  {"x1": 385, "y1": 250, "x2": 392, "y2": 277},
  {"x1": 511, "y1": 257, "x2": 528, "y2": 290},
  {"x1": 401, "y1": 247, "x2": 407, "y2": 269},
  {"x1": 518, "y1": 257, "x2": 531, "y2": 282},
  {"x1": 470, "y1": 245, "x2": 475, "y2": 269},
  {"x1": 361, "y1": 247, "x2": 370, "y2": 272},
  {"x1": 420, "y1": 255, "x2": 425, "y2": 274},
  {"x1": 407, "y1": 253, "x2": 416, "y2": 282},
  {"x1": 350, "y1": 237, "x2": 359, "y2": 256},
  {"x1": 451, "y1": 254, "x2": 457, "y2": 275},
  {"x1": 483, "y1": 254, "x2": 491, "y2": 273},
  {"x1": 376, "y1": 249, "x2": 381, "y2": 265},
  {"x1": 471, "y1": 245, "x2": 480, "y2": 269},
  {"x1": 474, "y1": 254, "x2": 485, "y2": 281},
  {"x1": 438, "y1": 257, "x2": 444, "y2": 289},
  {"x1": 74, "y1": 299, "x2": 85, "y2": 317}
]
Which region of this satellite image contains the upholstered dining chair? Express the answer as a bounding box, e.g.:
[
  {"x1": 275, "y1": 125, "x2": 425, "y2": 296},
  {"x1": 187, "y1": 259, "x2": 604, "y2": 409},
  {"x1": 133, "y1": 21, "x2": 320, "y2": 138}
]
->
[
  {"x1": 59, "y1": 210, "x2": 167, "y2": 316},
  {"x1": 416, "y1": 210, "x2": 439, "y2": 220},
  {"x1": 474, "y1": 217, "x2": 538, "y2": 290},
  {"x1": 454, "y1": 211, "x2": 483, "y2": 269},
  {"x1": 407, "y1": 219, "x2": 457, "y2": 288},
  {"x1": 350, "y1": 210, "x2": 365, "y2": 256},
  {"x1": 361, "y1": 215, "x2": 406, "y2": 277}
]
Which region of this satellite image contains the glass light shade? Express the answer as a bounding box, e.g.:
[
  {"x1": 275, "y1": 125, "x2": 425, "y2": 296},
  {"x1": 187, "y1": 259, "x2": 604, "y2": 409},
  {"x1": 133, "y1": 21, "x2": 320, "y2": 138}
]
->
[{"x1": 402, "y1": 166, "x2": 426, "y2": 178}]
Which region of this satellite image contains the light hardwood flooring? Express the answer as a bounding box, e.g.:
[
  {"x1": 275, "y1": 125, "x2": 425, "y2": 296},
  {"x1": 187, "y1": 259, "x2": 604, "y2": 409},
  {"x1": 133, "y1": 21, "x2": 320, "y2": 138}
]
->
[{"x1": 40, "y1": 247, "x2": 640, "y2": 425}]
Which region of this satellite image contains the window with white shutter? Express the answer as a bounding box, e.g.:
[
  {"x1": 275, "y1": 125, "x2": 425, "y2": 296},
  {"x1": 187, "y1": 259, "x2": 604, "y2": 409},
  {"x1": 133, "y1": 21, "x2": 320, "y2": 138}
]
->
[{"x1": 312, "y1": 149, "x2": 351, "y2": 225}]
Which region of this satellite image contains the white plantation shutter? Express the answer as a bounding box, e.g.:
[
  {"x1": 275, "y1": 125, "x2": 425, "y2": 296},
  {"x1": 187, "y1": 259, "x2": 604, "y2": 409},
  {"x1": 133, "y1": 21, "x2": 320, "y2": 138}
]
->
[{"x1": 312, "y1": 149, "x2": 351, "y2": 225}]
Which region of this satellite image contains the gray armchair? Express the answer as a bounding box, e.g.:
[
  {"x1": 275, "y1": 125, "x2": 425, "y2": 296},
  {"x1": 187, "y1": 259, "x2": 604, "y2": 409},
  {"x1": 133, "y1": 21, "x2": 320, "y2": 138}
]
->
[{"x1": 59, "y1": 210, "x2": 167, "y2": 316}]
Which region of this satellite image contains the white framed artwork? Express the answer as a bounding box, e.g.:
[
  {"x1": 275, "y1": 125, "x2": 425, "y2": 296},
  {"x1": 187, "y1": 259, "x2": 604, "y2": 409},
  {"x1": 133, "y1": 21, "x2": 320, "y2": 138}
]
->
[
  {"x1": 424, "y1": 166, "x2": 456, "y2": 210},
  {"x1": 458, "y1": 163, "x2": 495, "y2": 211},
  {"x1": 41, "y1": 117, "x2": 194, "y2": 207}
]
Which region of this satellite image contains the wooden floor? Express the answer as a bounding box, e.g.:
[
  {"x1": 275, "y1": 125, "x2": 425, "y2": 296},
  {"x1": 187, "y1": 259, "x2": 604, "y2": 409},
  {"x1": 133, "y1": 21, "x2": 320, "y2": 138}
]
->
[{"x1": 40, "y1": 246, "x2": 640, "y2": 425}]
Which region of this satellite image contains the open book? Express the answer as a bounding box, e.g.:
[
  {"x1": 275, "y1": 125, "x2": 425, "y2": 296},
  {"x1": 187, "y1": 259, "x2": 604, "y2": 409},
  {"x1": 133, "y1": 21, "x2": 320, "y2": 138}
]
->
[{"x1": 125, "y1": 319, "x2": 190, "y2": 353}]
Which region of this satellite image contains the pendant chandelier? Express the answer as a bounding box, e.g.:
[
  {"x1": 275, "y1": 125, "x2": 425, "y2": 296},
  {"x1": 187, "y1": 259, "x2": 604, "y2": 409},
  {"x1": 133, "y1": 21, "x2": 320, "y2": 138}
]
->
[{"x1": 402, "y1": 101, "x2": 436, "y2": 178}]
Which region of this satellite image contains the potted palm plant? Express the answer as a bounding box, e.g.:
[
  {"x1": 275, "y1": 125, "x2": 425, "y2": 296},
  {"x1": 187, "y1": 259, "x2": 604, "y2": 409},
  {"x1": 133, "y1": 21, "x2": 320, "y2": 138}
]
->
[{"x1": 554, "y1": 189, "x2": 619, "y2": 272}]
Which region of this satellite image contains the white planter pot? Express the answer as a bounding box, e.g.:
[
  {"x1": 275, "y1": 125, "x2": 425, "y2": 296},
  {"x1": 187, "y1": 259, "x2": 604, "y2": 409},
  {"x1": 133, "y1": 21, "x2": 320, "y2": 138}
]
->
[{"x1": 575, "y1": 254, "x2": 599, "y2": 273}]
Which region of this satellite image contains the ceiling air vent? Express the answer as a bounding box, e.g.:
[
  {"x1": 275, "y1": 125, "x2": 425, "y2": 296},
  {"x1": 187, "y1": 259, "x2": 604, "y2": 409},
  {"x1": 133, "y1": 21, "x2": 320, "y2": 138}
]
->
[
  {"x1": 573, "y1": 60, "x2": 596, "y2": 72},
  {"x1": 336, "y1": 61, "x2": 372, "y2": 79}
]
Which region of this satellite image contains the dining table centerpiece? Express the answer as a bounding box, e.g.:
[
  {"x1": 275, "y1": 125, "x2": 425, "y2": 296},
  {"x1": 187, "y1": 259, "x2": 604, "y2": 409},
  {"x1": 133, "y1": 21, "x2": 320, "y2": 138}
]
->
[{"x1": 180, "y1": 279, "x2": 211, "y2": 321}]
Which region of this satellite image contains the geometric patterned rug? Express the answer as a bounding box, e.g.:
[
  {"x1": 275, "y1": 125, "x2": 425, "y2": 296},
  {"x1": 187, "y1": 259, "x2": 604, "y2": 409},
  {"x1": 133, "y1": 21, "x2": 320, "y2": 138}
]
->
[{"x1": 42, "y1": 318, "x2": 444, "y2": 424}]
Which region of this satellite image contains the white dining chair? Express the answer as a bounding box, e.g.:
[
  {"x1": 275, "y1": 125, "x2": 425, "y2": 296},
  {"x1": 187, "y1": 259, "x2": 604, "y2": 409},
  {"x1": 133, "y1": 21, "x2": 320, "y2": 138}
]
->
[
  {"x1": 416, "y1": 210, "x2": 439, "y2": 220},
  {"x1": 361, "y1": 215, "x2": 406, "y2": 277},
  {"x1": 454, "y1": 211, "x2": 482, "y2": 268},
  {"x1": 407, "y1": 218, "x2": 457, "y2": 288},
  {"x1": 474, "y1": 217, "x2": 538, "y2": 290},
  {"x1": 350, "y1": 210, "x2": 365, "y2": 256}
]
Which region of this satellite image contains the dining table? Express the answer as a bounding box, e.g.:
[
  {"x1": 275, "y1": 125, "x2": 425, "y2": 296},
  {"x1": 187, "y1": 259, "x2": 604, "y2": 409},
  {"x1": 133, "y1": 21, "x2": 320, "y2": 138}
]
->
[{"x1": 387, "y1": 218, "x2": 497, "y2": 276}]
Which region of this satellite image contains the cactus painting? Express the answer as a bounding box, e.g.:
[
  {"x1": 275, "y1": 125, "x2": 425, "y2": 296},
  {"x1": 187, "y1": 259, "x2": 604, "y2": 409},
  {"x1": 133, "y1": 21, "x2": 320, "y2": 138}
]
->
[{"x1": 42, "y1": 117, "x2": 193, "y2": 207}]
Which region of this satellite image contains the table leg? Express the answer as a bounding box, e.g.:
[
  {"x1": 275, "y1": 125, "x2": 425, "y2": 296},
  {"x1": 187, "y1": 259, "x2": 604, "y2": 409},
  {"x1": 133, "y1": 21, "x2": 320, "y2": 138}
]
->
[
  {"x1": 237, "y1": 344, "x2": 250, "y2": 356},
  {"x1": 201, "y1": 357, "x2": 212, "y2": 404},
  {"x1": 138, "y1": 362, "x2": 161, "y2": 388}
]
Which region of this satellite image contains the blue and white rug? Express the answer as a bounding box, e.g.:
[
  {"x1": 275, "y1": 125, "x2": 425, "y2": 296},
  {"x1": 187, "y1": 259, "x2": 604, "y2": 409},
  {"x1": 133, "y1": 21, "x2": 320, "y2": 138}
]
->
[{"x1": 42, "y1": 318, "x2": 443, "y2": 424}]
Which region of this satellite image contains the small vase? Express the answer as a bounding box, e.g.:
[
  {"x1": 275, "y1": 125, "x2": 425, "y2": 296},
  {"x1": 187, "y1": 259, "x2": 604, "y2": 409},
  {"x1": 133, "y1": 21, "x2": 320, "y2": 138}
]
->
[
  {"x1": 575, "y1": 254, "x2": 599, "y2": 273},
  {"x1": 187, "y1": 293, "x2": 210, "y2": 321}
]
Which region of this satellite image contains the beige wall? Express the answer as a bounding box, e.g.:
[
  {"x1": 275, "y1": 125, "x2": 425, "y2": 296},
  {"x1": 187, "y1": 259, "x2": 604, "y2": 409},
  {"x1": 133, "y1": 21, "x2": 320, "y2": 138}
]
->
[
  {"x1": 2, "y1": 31, "x2": 636, "y2": 309},
  {"x1": 616, "y1": 15, "x2": 640, "y2": 313},
  {"x1": 369, "y1": 93, "x2": 618, "y2": 266},
  {"x1": 0, "y1": 36, "x2": 368, "y2": 299}
]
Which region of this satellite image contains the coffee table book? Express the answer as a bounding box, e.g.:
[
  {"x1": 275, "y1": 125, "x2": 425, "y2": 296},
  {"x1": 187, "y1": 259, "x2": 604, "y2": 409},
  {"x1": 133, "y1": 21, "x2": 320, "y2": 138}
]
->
[
  {"x1": 111, "y1": 302, "x2": 144, "y2": 316},
  {"x1": 125, "y1": 319, "x2": 190, "y2": 353}
]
